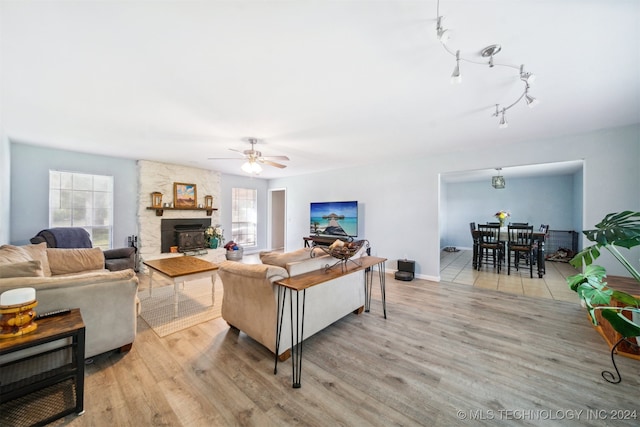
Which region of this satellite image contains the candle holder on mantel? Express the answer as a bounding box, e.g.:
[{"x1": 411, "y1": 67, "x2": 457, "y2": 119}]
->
[
  {"x1": 151, "y1": 192, "x2": 163, "y2": 208},
  {"x1": 204, "y1": 195, "x2": 214, "y2": 215}
]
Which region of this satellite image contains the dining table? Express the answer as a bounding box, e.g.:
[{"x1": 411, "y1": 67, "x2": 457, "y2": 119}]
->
[{"x1": 473, "y1": 227, "x2": 546, "y2": 277}]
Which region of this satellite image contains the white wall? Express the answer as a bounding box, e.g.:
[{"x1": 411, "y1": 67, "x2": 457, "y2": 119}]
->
[
  {"x1": 444, "y1": 174, "x2": 577, "y2": 250},
  {"x1": 269, "y1": 125, "x2": 640, "y2": 280},
  {"x1": 9, "y1": 142, "x2": 138, "y2": 247},
  {"x1": 0, "y1": 135, "x2": 9, "y2": 245}
]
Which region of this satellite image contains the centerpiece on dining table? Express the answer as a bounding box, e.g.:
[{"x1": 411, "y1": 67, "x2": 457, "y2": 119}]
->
[{"x1": 494, "y1": 210, "x2": 511, "y2": 227}]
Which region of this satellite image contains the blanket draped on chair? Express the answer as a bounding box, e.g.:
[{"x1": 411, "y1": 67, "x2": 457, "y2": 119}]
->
[{"x1": 32, "y1": 227, "x2": 93, "y2": 248}]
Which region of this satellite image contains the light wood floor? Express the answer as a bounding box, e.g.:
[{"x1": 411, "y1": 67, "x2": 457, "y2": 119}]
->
[{"x1": 51, "y1": 260, "x2": 639, "y2": 427}]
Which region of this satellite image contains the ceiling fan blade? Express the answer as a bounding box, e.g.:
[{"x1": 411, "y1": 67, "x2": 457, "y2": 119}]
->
[
  {"x1": 261, "y1": 155, "x2": 289, "y2": 161},
  {"x1": 207, "y1": 157, "x2": 243, "y2": 160},
  {"x1": 260, "y1": 159, "x2": 287, "y2": 169},
  {"x1": 229, "y1": 148, "x2": 245, "y2": 154}
]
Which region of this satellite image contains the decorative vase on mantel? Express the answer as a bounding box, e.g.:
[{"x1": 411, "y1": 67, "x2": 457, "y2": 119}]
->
[{"x1": 209, "y1": 238, "x2": 219, "y2": 249}]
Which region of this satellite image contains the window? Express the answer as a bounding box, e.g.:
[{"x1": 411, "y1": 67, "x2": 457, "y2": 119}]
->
[
  {"x1": 231, "y1": 188, "x2": 257, "y2": 247},
  {"x1": 49, "y1": 171, "x2": 114, "y2": 249}
]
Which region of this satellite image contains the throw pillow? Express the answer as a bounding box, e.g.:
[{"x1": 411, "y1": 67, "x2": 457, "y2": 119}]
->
[
  {"x1": 47, "y1": 247, "x2": 105, "y2": 275},
  {"x1": 0, "y1": 260, "x2": 44, "y2": 278},
  {"x1": 0, "y1": 245, "x2": 31, "y2": 265},
  {"x1": 259, "y1": 248, "x2": 313, "y2": 268},
  {"x1": 22, "y1": 242, "x2": 52, "y2": 277}
]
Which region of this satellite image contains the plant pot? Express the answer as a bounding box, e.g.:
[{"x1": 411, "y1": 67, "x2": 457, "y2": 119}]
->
[
  {"x1": 593, "y1": 296, "x2": 640, "y2": 360},
  {"x1": 209, "y1": 238, "x2": 219, "y2": 249}
]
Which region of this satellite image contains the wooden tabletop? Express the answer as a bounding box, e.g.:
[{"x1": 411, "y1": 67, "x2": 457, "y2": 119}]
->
[
  {"x1": 0, "y1": 308, "x2": 84, "y2": 353},
  {"x1": 143, "y1": 256, "x2": 218, "y2": 278},
  {"x1": 275, "y1": 256, "x2": 387, "y2": 291}
]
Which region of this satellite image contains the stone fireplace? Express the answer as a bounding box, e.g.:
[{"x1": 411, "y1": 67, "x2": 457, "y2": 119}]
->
[
  {"x1": 161, "y1": 218, "x2": 211, "y2": 253},
  {"x1": 137, "y1": 160, "x2": 223, "y2": 266}
]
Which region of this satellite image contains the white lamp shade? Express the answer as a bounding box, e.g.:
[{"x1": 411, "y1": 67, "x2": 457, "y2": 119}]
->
[
  {"x1": 242, "y1": 161, "x2": 262, "y2": 174},
  {"x1": 1, "y1": 287, "x2": 36, "y2": 306}
]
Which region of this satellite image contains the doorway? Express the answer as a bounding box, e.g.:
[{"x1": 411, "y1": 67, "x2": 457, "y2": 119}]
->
[{"x1": 269, "y1": 188, "x2": 286, "y2": 251}]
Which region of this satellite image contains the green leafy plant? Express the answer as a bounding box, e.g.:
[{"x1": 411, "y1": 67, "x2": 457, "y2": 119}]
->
[{"x1": 567, "y1": 211, "x2": 640, "y2": 339}]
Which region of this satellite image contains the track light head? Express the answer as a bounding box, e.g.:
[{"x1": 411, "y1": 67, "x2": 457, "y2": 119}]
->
[
  {"x1": 451, "y1": 50, "x2": 461, "y2": 84},
  {"x1": 525, "y1": 91, "x2": 539, "y2": 108},
  {"x1": 520, "y1": 64, "x2": 536, "y2": 84},
  {"x1": 436, "y1": 16, "x2": 450, "y2": 42},
  {"x1": 498, "y1": 109, "x2": 508, "y2": 129}
]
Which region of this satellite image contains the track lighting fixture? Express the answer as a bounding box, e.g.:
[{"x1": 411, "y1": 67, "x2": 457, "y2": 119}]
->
[
  {"x1": 451, "y1": 50, "x2": 461, "y2": 84},
  {"x1": 436, "y1": 0, "x2": 538, "y2": 127}
]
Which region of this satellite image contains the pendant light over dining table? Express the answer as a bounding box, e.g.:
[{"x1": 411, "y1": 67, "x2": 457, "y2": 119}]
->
[{"x1": 492, "y1": 168, "x2": 506, "y2": 189}]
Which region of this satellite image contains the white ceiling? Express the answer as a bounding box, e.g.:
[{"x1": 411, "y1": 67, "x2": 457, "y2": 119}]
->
[{"x1": 1, "y1": 1, "x2": 639, "y2": 179}]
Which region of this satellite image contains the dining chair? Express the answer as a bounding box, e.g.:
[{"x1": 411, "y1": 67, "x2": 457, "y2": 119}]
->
[
  {"x1": 469, "y1": 222, "x2": 479, "y2": 268},
  {"x1": 510, "y1": 222, "x2": 529, "y2": 226},
  {"x1": 477, "y1": 224, "x2": 504, "y2": 273},
  {"x1": 507, "y1": 225, "x2": 535, "y2": 277}
]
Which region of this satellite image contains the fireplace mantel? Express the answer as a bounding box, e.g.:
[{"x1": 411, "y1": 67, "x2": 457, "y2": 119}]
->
[{"x1": 147, "y1": 206, "x2": 218, "y2": 216}]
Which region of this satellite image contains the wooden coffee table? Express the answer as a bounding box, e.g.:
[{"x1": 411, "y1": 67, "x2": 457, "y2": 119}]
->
[{"x1": 143, "y1": 256, "x2": 219, "y2": 318}]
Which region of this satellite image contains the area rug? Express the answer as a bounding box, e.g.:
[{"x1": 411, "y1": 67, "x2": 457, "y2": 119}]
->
[{"x1": 138, "y1": 277, "x2": 223, "y2": 337}]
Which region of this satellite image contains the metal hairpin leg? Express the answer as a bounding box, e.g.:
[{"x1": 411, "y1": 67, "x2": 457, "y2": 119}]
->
[
  {"x1": 602, "y1": 337, "x2": 639, "y2": 384},
  {"x1": 274, "y1": 287, "x2": 307, "y2": 388},
  {"x1": 274, "y1": 286, "x2": 285, "y2": 375},
  {"x1": 365, "y1": 261, "x2": 387, "y2": 319},
  {"x1": 378, "y1": 262, "x2": 386, "y2": 319},
  {"x1": 290, "y1": 289, "x2": 306, "y2": 388}
]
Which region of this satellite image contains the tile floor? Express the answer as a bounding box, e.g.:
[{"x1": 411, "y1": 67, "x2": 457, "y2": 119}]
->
[{"x1": 440, "y1": 249, "x2": 580, "y2": 303}]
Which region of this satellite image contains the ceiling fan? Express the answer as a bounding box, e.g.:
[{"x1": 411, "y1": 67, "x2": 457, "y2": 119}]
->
[{"x1": 208, "y1": 138, "x2": 289, "y2": 173}]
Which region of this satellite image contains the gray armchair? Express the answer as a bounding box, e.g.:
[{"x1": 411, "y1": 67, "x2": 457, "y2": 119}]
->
[{"x1": 30, "y1": 227, "x2": 136, "y2": 272}]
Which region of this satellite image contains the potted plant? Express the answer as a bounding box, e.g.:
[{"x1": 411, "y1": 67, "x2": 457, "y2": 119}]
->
[
  {"x1": 567, "y1": 211, "x2": 640, "y2": 383},
  {"x1": 204, "y1": 225, "x2": 224, "y2": 249}
]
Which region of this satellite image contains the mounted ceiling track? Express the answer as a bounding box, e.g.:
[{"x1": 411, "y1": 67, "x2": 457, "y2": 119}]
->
[{"x1": 436, "y1": 0, "x2": 539, "y2": 128}]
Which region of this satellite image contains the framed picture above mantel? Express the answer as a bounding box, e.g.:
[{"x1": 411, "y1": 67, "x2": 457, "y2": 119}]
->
[{"x1": 173, "y1": 182, "x2": 197, "y2": 208}]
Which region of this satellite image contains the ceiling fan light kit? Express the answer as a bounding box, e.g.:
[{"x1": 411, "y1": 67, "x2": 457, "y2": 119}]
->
[
  {"x1": 436, "y1": 0, "x2": 538, "y2": 128},
  {"x1": 209, "y1": 137, "x2": 289, "y2": 175}
]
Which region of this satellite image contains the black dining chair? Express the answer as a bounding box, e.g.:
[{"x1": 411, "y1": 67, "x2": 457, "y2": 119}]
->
[
  {"x1": 507, "y1": 224, "x2": 535, "y2": 277},
  {"x1": 470, "y1": 222, "x2": 479, "y2": 268},
  {"x1": 477, "y1": 224, "x2": 504, "y2": 273}
]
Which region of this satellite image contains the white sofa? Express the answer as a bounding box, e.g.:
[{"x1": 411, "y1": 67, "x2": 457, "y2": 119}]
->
[{"x1": 218, "y1": 247, "x2": 366, "y2": 360}]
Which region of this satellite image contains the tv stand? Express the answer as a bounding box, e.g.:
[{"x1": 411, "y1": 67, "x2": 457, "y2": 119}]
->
[{"x1": 303, "y1": 236, "x2": 349, "y2": 247}]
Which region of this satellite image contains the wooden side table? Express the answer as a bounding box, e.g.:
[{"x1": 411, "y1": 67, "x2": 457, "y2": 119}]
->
[{"x1": 0, "y1": 308, "x2": 86, "y2": 426}]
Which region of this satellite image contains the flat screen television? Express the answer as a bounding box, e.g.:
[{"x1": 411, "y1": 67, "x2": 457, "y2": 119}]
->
[{"x1": 310, "y1": 201, "x2": 358, "y2": 237}]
